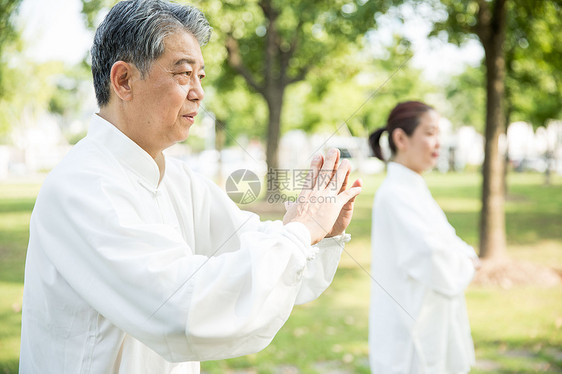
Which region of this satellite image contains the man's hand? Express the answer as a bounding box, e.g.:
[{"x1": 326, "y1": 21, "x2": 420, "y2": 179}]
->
[{"x1": 283, "y1": 148, "x2": 362, "y2": 245}]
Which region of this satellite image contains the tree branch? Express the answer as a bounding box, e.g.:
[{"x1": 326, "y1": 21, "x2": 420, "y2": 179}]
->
[
  {"x1": 280, "y1": 19, "x2": 304, "y2": 82},
  {"x1": 284, "y1": 19, "x2": 303, "y2": 61},
  {"x1": 286, "y1": 66, "x2": 310, "y2": 86},
  {"x1": 225, "y1": 35, "x2": 266, "y2": 96}
]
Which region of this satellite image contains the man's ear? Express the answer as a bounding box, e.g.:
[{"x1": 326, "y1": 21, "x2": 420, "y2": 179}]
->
[
  {"x1": 392, "y1": 128, "x2": 408, "y2": 152},
  {"x1": 109, "y1": 61, "x2": 135, "y2": 102}
]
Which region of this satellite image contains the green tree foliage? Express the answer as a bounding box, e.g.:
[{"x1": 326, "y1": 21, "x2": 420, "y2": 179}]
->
[
  {"x1": 1, "y1": 1, "x2": 91, "y2": 139},
  {"x1": 81, "y1": 0, "x2": 108, "y2": 29},
  {"x1": 0, "y1": 0, "x2": 23, "y2": 99},
  {"x1": 188, "y1": 0, "x2": 405, "y2": 173},
  {"x1": 0, "y1": 57, "x2": 69, "y2": 139},
  {"x1": 505, "y1": 1, "x2": 562, "y2": 128},
  {"x1": 298, "y1": 37, "x2": 436, "y2": 138},
  {"x1": 0, "y1": 43, "x2": 91, "y2": 140},
  {"x1": 360, "y1": 38, "x2": 437, "y2": 134},
  {"x1": 444, "y1": 65, "x2": 485, "y2": 132}
]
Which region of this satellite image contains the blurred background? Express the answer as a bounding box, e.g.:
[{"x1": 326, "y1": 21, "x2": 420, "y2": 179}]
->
[{"x1": 0, "y1": 0, "x2": 561, "y2": 373}]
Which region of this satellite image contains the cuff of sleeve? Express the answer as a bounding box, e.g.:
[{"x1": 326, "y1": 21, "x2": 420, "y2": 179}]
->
[
  {"x1": 283, "y1": 222, "x2": 318, "y2": 261},
  {"x1": 315, "y1": 232, "x2": 351, "y2": 249}
]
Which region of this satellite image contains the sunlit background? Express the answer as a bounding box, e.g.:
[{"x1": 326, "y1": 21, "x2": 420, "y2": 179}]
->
[{"x1": 0, "y1": 0, "x2": 561, "y2": 373}]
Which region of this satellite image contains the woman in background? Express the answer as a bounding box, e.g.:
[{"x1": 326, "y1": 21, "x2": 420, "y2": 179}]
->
[{"x1": 368, "y1": 101, "x2": 479, "y2": 373}]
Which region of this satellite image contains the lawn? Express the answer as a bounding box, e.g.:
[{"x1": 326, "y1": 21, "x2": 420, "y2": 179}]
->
[{"x1": 0, "y1": 171, "x2": 561, "y2": 373}]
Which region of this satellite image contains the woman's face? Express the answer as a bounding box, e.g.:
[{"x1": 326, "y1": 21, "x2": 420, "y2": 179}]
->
[{"x1": 395, "y1": 110, "x2": 441, "y2": 174}]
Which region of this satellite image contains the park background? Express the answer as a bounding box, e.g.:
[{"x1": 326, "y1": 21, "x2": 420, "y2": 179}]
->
[{"x1": 0, "y1": 0, "x2": 561, "y2": 373}]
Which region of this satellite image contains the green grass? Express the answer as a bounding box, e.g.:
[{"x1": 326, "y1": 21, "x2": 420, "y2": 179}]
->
[
  {"x1": 0, "y1": 183, "x2": 38, "y2": 374},
  {"x1": 0, "y1": 172, "x2": 561, "y2": 373}
]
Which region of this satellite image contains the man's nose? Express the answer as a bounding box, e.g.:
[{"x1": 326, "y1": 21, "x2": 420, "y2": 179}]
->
[{"x1": 188, "y1": 80, "x2": 204, "y2": 102}]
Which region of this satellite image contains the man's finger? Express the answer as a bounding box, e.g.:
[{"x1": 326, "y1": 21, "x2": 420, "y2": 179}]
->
[
  {"x1": 337, "y1": 186, "x2": 362, "y2": 206},
  {"x1": 309, "y1": 154, "x2": 324, "y2": 191},
  {"x1": 299, "y1": 153, "x2": 323, "y2": 200},
  {"x1": 330, "y1": 159, "x2": 351, "y2": 194},
  {"x1": 318, "y1": 148, "x2": 339, "y2": 190},
  {"x1": 342, "y1": 179, "x2": 363, "y2": 206},
  {"x1": 350, "y1": 178, "x2": 363, "y2": 191},
  {"x1": 338, "y1": 166, "x2": 351, "y2": 194}
]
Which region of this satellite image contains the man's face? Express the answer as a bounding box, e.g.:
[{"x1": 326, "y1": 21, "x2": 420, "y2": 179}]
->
[{"x1": 129, "y1": 30, "x2": 205, "y2": 155}]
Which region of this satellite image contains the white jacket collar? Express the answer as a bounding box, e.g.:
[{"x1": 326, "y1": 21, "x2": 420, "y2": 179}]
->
[
  {"x1": 386, "y1": 162, "x2": 427, "y2": 191},
  {"x1": 87, "y1": 114, "x2": 162, "y2": 190}
]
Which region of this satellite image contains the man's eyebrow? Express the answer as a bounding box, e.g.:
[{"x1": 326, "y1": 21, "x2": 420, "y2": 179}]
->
[{"x1": 174, "y1": 58, "x2": 205, "y2": 70}]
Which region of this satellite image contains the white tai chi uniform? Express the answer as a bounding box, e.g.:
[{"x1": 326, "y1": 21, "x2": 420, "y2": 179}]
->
[
  {"x1": 20, "y1": 114, "x2": 349, "y2": 374},
  {"x1": 369, "y1": 162, "x2": 476, "y2": 374}
]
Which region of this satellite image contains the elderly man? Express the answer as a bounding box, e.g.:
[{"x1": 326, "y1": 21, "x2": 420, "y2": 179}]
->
[{"x1": 19, "y1": 0, "x2": 362, "y2": 373}]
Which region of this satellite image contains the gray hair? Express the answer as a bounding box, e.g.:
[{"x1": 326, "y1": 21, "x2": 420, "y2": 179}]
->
[{"x1": 91, "y1": 0, "x2": 212, "y2": 107}]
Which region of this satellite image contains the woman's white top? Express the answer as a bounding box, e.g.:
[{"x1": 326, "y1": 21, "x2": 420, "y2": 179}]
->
[{"x1": 369, "y1": 162, "x2": 477, "y2": 374}]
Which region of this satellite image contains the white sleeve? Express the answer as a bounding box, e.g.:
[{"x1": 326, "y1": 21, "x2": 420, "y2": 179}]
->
[
  {"x1": 232, "y1": 214, "x2": 346, "y2": 306},
  {"x1": 383, "y1": 194, "x2": 476, "y2": 297},
  {"x1": 294, "y1": 234, "x2": 348, "y2": 305},
  {"x1": 200, "y1": 177, "x2": 345, "y2": 306},
  {"x1": 35, "y1": 171, "x2": 320, "y2": 363}
]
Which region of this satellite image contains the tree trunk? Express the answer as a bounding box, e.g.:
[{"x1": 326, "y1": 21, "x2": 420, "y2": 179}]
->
[
  {"x1": 478, "y1": 0, "x2": 508, "y2": 260},
  {"x1": 503, "y1": 109, "x2": 511, "y2": 196},
  {"x1": 226, "y1": 0, "x2": 307, "y2": 200},
  {"x1": 215, "y1": 118, "x2": 226, "y2": 188},
  {"x1": 544, "y1": 149, "x2": 552, "y2": 186},
  {"x1": 265, "y1": 88, "x2": 283, "y2": 197},
  {"x1": 448, "y1": 145, "x2": 456, "y2": 172}
]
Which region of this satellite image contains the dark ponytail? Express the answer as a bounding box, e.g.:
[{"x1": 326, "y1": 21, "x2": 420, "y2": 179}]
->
[
  {"x1": 369, "y1": 127, "x2": 387, "y2": 161},
  {"x1": 368, "y1": 101, "x2": 433, "y2": 161}
]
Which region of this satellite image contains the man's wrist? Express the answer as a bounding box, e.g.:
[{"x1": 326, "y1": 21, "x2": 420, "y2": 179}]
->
[
  {"x1": 325, "y1": 230, "x2": 343, "y2": 238},
  {"x1": 315, "y1": 232, "x2": 351, "y2": 248}
]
